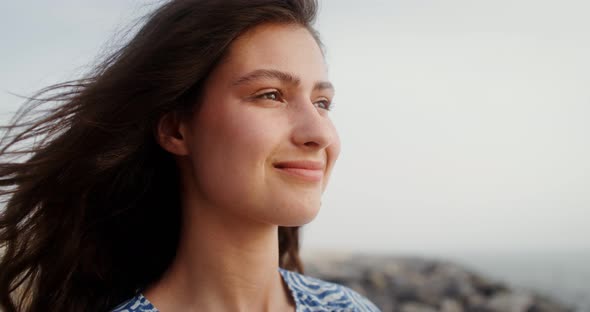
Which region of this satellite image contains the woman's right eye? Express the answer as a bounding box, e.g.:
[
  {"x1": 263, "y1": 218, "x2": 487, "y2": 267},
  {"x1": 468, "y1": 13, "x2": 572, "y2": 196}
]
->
[{"x1": 255, "y1": 91, "x2": 284, "y2": 102}]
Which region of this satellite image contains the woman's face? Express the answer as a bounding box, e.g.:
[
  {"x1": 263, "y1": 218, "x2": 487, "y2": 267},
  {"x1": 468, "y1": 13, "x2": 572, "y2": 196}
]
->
[{"x1": 183, "y1": 23, "x2": 340, "y2": 226}]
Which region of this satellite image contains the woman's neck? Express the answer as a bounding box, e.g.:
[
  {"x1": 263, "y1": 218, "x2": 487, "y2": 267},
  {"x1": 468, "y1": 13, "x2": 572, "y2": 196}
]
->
[{"x1": 143, "y1": 198, "x2": 295, "y2": 312}]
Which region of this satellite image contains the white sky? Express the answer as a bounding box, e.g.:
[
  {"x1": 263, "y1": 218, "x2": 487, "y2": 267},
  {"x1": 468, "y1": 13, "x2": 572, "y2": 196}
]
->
[{"x1": 1, "y1": 0, "x2": 588, "y2": 257}]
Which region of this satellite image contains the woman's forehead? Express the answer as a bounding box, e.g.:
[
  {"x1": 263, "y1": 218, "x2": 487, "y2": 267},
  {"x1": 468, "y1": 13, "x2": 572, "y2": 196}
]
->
[{"x1": 219, "y1": 23, "x2": 328, "y2": 84}]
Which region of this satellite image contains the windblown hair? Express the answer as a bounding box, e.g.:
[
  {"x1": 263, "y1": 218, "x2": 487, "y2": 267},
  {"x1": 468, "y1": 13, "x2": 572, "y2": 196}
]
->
[{"x1": 0, "y1": 0, "x2": 321, "y2": 311}]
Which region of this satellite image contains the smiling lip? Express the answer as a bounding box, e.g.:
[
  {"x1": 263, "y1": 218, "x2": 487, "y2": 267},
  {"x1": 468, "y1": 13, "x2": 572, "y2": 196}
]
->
[{"x1": 273, "y1": 160, "x2": 325, "y2": 182}]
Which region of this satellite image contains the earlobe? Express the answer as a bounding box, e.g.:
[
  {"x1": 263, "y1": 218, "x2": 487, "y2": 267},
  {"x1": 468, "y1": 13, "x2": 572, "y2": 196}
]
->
[{"x1": 155, "y1": 111, "x2": 190, "y2": 156}]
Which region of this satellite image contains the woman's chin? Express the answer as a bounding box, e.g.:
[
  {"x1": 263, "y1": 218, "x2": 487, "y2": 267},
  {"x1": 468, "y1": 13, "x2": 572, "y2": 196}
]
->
[{"x1": 274, "y1": 202, "x2": 321, "y2": 227}]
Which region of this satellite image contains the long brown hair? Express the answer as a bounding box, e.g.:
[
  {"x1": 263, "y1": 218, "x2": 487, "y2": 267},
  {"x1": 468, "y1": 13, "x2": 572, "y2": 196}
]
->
[{"x1": 0, "y1": 1, "x2": 321, "y2": 311}]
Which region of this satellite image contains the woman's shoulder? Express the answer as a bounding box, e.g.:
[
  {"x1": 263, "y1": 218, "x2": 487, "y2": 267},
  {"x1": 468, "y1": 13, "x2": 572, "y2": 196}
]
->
[
  {"x1": 111, "y1": 293, "x2": 157, "y2": 312},
  {"x1": 279, "y1": 268, "x2": 381, "y2": 312}
]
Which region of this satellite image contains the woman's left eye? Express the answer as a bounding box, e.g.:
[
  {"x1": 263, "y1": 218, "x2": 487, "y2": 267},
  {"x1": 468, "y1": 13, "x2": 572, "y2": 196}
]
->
[{"x1": 314, "y1": 99, "x2": 332, "y2": 111}]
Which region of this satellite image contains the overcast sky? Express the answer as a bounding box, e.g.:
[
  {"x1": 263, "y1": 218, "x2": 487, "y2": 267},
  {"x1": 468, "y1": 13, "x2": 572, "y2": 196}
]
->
[{"x1": 1, "y1": 0, "x2": 588, "y2": 257}]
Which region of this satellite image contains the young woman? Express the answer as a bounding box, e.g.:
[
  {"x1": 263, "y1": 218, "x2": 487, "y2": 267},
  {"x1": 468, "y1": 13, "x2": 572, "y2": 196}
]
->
[{"x1": 0, "y1": 0, "x2": 380, "y2": 311}]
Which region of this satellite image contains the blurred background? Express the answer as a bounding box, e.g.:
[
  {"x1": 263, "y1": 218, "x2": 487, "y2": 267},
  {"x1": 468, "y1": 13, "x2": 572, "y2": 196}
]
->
[{"x1": 1, "y1": 0, "x2": 588, "y2": 310}]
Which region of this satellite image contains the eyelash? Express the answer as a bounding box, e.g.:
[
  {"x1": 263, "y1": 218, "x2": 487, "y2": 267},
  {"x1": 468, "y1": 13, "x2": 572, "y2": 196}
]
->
[{"x1": 254, "y1": 90, "x2": 333, "y2": 111}]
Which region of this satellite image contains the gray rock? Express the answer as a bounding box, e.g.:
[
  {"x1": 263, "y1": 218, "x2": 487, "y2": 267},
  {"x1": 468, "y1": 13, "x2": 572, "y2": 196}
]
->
[
  {"x1": 302, "y1": 252, "x2": 573, "y2": 312},
  {"x1": 400, "y1": 302, "x2": 438, "y2": 312},
  {"x1": 486, "y1": 291, "x2": 533, "y2": 312},
  {"x1": 440, "y1": 298, "x2": 463, "y2": 312}
]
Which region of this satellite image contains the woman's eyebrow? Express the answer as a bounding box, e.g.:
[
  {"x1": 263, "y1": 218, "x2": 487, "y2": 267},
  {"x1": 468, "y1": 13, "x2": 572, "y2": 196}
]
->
[
  {"x1": 233, "y1": 69, "x2": 300, "y2": 86},
  {"x1": 232, "y1": 69, "x2": 334, "y2": 92},
  {"x1": 314, "y1": 81, "x2": 334, "y2": 93}
]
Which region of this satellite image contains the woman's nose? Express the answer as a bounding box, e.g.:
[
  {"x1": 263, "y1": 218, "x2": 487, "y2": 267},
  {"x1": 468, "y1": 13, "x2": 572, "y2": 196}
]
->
[{"x1": 290, "y1": 101, "x2": 335, "y2": 150}]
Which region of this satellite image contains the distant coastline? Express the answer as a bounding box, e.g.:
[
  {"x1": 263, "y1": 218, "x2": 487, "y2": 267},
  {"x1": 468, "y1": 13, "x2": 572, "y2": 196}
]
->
[{"x1": 301, "y1": 250, "x2": 589, "y2": 311}]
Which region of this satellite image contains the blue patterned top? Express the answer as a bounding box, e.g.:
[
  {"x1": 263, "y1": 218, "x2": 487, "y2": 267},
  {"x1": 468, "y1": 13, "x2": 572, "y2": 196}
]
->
[{"x1": 112, "y1": 268, "x2": 381, "y2": 312}]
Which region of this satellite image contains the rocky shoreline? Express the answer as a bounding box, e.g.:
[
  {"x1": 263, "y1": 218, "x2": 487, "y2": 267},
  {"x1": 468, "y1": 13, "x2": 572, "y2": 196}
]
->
[{"x1": 302, "y1": 253, "x2": 573, "y2": 312}]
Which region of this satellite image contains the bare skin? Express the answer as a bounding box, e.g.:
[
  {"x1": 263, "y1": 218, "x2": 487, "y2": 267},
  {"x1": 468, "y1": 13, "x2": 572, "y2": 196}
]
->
[
  {"x1": 143, "y1": 196, "x2": 295, "y2": 312},
  {"x1": 147, "y1": 22, "x2": 339, "y2": 312}
]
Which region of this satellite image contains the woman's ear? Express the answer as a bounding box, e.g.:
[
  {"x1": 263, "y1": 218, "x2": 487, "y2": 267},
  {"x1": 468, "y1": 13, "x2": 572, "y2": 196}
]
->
[{"x1": 155, "y1": 111, "x2": 191, "y2": 156}]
